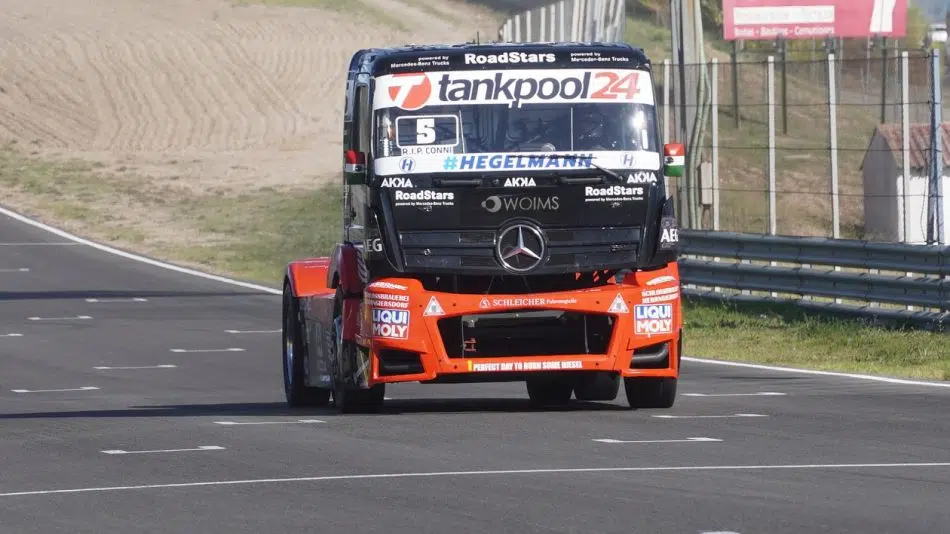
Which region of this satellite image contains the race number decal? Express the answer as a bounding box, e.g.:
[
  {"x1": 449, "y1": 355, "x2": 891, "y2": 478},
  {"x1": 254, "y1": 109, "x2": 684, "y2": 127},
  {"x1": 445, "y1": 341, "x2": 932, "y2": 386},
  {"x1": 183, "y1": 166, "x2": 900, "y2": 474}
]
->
[
  {"x1": 395, "y1": 115, "x2": 459, "y2": 156},
  {"x1": 591, "y1": 71, "x2": 641, "y2": 100}
]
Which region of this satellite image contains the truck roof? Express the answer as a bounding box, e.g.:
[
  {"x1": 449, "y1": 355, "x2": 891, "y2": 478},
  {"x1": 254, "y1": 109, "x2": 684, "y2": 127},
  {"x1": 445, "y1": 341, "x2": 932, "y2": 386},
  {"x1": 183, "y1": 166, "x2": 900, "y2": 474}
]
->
[{"x1": 351, "y1": 41, "x2": 652, "y2": 77}]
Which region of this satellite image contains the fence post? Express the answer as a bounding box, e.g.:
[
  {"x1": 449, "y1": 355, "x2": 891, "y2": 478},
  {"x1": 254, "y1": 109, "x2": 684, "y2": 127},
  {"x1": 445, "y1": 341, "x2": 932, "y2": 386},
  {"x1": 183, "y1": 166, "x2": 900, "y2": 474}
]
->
[
  {"x1": 712, "y1": 58, "x2": 720, "y2": 232},
  {"x1": 928, "y1": 48, "x2": 941, "y2": 244},
  {"x1": 732, "y1": 41, "x2": 740, "y2": 129},
  {"x1": 663, "y1": 59, "x2": 671, "y2": 148},
  {"x1": 828, "y1": 53, "x2": 840, "y2": 239},
  {"x1": 901, "y1": 51, "x2": 910, "y2": 243},
  {"x1": 768, "y1": 55, "x2": 777, "y2": 237},
  {"x1": 934, "y1": 48, "x2": 945, "y2": 245}
]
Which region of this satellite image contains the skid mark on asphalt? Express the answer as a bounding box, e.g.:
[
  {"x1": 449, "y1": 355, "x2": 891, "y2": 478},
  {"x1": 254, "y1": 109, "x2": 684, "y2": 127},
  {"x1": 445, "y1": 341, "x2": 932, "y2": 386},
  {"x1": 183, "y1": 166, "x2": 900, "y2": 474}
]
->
[{"x1": 2, "y1": 462, "x2": 950, "y2": 498}]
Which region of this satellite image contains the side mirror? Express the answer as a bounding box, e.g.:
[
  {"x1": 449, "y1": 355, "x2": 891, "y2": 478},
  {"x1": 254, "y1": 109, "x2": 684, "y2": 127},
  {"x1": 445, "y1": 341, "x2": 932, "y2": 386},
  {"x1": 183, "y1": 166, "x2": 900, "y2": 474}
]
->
[
  {"x1": 663, "y1": 143, "x2": 684, "y2": 178},
  {"x1": 344, "y1": 149, "x2": 367, "y2": 184}
]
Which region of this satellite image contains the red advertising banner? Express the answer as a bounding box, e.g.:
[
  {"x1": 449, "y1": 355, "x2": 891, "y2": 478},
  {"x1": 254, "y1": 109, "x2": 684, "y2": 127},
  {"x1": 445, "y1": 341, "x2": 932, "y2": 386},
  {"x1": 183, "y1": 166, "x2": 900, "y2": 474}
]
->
[{"x1": 722, "y1": 0, "x2": 907, "y2": 40}]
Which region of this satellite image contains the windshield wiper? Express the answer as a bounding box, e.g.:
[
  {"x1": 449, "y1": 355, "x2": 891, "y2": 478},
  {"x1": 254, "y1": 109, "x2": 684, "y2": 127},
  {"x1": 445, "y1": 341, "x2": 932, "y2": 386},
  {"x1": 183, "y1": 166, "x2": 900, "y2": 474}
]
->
[{"x1": 518, "y1": 153, "x2": 626, "y2": 184}]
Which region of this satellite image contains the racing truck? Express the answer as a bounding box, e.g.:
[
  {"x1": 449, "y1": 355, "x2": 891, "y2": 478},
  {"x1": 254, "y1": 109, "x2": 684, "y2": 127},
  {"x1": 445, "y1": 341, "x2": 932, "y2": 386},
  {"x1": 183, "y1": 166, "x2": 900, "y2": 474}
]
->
[{"x1": 282, "y1": 41, "x2": 686, "y2": 413}]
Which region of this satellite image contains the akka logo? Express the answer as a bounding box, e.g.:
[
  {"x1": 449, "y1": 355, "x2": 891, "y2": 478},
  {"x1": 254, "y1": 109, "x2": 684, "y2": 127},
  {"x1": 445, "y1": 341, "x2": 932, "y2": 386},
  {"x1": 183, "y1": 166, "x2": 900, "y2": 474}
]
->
[
  {"x1": 387, "y1": 73, "x2": 432, "y2": 111},
  {"x1": 380, "y1": 177, "x2": 414, "y2": 188}
]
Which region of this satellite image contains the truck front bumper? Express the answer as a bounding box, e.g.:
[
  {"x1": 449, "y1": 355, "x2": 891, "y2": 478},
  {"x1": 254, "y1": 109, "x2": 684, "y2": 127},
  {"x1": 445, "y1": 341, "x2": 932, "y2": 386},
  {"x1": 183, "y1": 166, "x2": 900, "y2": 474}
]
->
[{"x1": 356, "y1": 266, "x2": 683, "y2": 385}]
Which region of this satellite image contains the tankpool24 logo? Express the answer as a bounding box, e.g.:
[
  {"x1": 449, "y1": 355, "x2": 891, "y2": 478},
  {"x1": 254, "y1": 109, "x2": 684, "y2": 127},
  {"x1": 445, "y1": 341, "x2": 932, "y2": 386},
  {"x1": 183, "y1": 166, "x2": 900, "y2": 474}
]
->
[{"x1": 376, "y1": 68, "x2": 655, "y2": 110}]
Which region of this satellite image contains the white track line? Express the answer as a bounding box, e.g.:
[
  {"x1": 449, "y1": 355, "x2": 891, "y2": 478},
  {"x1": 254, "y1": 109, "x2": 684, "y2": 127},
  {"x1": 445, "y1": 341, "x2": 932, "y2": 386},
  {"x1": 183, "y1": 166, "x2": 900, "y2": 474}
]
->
[
  {"x1": 11, "y1": 386, "x2": 99, "y2": 393},
  {"x1": 0, "y1": 204, "x2": 281, "y2": 295},
  {"x1": 683, "y1": 357, "x2": 950, "y2": 389},
  {"x1": 0, "y1": 268, "x2": 30, "y2": 272},
  {"x1": 2, "y1": 462, "x2": 950, "y2": 498},
  {"x1": 0, "y1": 242, "x2": 78, "y2": 246},
  {"x1": 683, "y1": 392, "x2": 787, "y2": 397},
  {"x1": 652, "y1": 413, "x2": 767, "y2": 419},
  {"x1": 28, "y1": 315, "x2": 92, "y2": 321},
  {"x1": 85, "y1": 298, "x2": 148, "y2": 303},
  {"x1": 224, "y1": 329, "x2": 280, "y2": 334},
  {"x1": 101, "y1": 446, "x2": 225, "y2": 455},
  {"x1": 214, "y1": 420, "x2": 325, "y2": 426},
  {"x1": 1, "y1": 333, "x2": 24, "y2": 338},
  {"x1": 593, "y1": 437, "x2": 721, "y2": 444},
  {"x1": 170, "y1": 348, "x2": 244, "y2": 353},
  {"x1": 2, "y1": 204, "x2": 947, "y2": 390},
  {"x1": 93, "y1": 365, "x2": 177, "y2": 370}
]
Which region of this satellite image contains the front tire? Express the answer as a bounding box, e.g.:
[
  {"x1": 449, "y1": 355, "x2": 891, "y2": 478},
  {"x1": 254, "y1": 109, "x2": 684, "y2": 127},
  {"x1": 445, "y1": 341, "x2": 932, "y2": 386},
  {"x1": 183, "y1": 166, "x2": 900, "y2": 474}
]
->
[
  {"x1": 624, "y1": 377, "x2": 677, "y2": 409},
  {"x1": 283, "y1": 283, "x2": 331, "y2": 407},
  {"x1": 526, "y1": 375, "x2": 574, "y2": 406},
  {"x1": 330, "y1": 287, "x2": 385, "y2": 414}
]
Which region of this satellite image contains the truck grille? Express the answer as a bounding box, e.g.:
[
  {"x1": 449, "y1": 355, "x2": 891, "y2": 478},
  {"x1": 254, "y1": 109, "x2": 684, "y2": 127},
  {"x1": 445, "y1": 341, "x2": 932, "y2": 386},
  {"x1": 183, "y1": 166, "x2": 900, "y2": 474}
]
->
[{"x1": 399, "y1": 226, "x2": 640, "y2": 274}]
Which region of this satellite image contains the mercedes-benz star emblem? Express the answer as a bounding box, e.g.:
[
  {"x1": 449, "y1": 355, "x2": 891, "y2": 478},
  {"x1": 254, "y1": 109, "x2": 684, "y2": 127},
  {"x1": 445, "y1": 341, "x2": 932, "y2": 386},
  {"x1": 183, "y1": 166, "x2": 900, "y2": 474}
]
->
[{"x1": 496, "y1": 223, "x2": 545, "y2": 273}]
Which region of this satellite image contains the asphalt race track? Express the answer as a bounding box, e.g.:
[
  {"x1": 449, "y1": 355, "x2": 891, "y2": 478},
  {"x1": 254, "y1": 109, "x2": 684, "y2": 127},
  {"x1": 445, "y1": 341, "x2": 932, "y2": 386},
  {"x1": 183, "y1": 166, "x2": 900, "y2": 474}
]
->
[{"x1": 1, "y1": 210, "x2": 949, "y2": 534}]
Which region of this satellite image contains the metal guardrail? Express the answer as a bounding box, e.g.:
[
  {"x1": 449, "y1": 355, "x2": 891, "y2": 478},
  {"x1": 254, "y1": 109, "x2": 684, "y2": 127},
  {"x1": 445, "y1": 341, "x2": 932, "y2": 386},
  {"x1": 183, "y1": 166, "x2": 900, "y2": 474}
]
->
[{"x1": 679, "y1": 230, "x2": 950, "y2": 330}]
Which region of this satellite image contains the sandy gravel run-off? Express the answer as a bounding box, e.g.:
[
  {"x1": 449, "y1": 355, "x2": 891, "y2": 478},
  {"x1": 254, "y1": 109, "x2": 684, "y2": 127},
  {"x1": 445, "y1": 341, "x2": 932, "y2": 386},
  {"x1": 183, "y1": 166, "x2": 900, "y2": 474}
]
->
[{"x1": 0, "y1": 0, "x2": 501, "y2": 192}]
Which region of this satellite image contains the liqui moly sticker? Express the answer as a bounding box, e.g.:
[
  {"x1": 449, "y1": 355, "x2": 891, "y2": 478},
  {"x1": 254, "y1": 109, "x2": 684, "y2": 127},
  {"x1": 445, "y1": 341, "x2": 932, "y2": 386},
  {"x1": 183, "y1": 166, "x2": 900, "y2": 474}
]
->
[
  {"x1": 375, "y1": 68, "x2": 656, "y2": 110},
  {"x1": 634, "y1": 304, "x2": 673, "y2": 336},
  {"x1": 372, "y1": 308, "x2": 409, "y2": 339}
]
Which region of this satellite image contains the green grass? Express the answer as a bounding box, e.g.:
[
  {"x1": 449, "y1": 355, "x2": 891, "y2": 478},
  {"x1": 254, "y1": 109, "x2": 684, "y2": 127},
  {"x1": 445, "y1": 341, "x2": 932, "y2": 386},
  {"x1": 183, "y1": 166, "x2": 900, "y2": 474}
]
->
[{"x1": 683, "y1": 298, "x2": 950, "y2": 380}]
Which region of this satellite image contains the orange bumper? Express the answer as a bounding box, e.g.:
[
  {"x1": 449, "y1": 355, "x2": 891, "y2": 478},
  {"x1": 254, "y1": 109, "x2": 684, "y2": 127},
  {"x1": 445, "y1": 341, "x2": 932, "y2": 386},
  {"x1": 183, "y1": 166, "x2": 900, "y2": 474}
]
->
[{"x1": 356, "y1": 265, "x2": 683, "y2": 385}]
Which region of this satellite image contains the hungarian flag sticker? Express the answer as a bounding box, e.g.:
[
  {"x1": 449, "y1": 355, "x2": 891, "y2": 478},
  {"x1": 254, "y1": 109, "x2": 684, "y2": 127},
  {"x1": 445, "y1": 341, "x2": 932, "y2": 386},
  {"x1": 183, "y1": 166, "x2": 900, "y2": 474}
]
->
[{"x1": 664, "y1": 143, "x2": 685, "y2": 178}]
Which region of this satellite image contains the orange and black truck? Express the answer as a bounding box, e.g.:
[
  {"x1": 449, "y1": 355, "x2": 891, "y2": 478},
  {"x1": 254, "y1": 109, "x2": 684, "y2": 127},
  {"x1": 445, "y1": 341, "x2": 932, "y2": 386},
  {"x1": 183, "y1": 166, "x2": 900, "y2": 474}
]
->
[{"x1": 282, "y1": 41, "x2": 686, "y2": 413}]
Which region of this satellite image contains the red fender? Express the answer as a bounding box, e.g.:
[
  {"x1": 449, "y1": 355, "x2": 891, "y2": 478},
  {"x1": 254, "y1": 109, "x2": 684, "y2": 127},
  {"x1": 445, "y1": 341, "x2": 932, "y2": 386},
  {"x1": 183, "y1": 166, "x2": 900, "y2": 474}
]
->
[
  {"x1": 327, "y1": 243, "x2": 366, "y2": 342},
  {"x1": 327, "y1": 243, "x2": 366, "y2": 295},
  {"x1": 285, "y1": 258, "x2": 332, "y2": 298}
]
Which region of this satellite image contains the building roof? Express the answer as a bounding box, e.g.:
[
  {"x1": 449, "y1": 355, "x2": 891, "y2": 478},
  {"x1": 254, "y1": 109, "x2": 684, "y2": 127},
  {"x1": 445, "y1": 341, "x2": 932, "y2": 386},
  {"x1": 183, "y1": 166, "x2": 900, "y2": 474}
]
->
[{"x1": 864, "y1": 122, "x2": 950, "y2": 170}]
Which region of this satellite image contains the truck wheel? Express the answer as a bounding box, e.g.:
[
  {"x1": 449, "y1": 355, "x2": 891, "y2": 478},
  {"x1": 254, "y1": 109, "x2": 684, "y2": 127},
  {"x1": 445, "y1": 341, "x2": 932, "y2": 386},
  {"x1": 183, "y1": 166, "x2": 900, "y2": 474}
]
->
[
  {"x1": 624, "y1": 377, "x2": 677, "y2": 409},
  {"x1": 330, "y1": 287, "x2": 385, "y2": 414},
  {"x1": 526, "y1": 375, "x2": 573, "y2": 406},
  {"x1": 282, "y1": 283, "x2": 331, "y2": 407},
  {"x1": 333, "y1": 382, "x2": 386, "y2": 414},
  {"x1": 573, "y1": 372, "x2": 621, "y2": 401}
]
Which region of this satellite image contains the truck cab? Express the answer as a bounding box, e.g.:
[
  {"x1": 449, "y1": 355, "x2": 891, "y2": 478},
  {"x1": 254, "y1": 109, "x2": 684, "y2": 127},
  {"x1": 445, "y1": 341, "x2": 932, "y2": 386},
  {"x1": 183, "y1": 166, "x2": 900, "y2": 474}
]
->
[{"x1": 283, "y1": 41, "x2": 685, "y2": 413}]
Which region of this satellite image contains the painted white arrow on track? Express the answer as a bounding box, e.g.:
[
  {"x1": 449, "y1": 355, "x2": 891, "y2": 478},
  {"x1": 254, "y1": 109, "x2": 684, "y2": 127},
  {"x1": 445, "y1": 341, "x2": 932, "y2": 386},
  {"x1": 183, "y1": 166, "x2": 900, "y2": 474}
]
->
[
  {"x1": 593, "y1": 437, "x2": 722, "y2": 444},
  {"x1": 101, "y1": 446, "x2": 225, "y2": 455}
]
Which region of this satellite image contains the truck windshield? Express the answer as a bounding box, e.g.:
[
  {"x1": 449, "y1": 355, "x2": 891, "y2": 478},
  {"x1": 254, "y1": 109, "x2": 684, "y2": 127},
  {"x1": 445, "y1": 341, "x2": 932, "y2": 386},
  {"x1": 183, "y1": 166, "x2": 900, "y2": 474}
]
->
[{"x1": 371, "y1": 68, "x2": 661, "y2": 175}]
